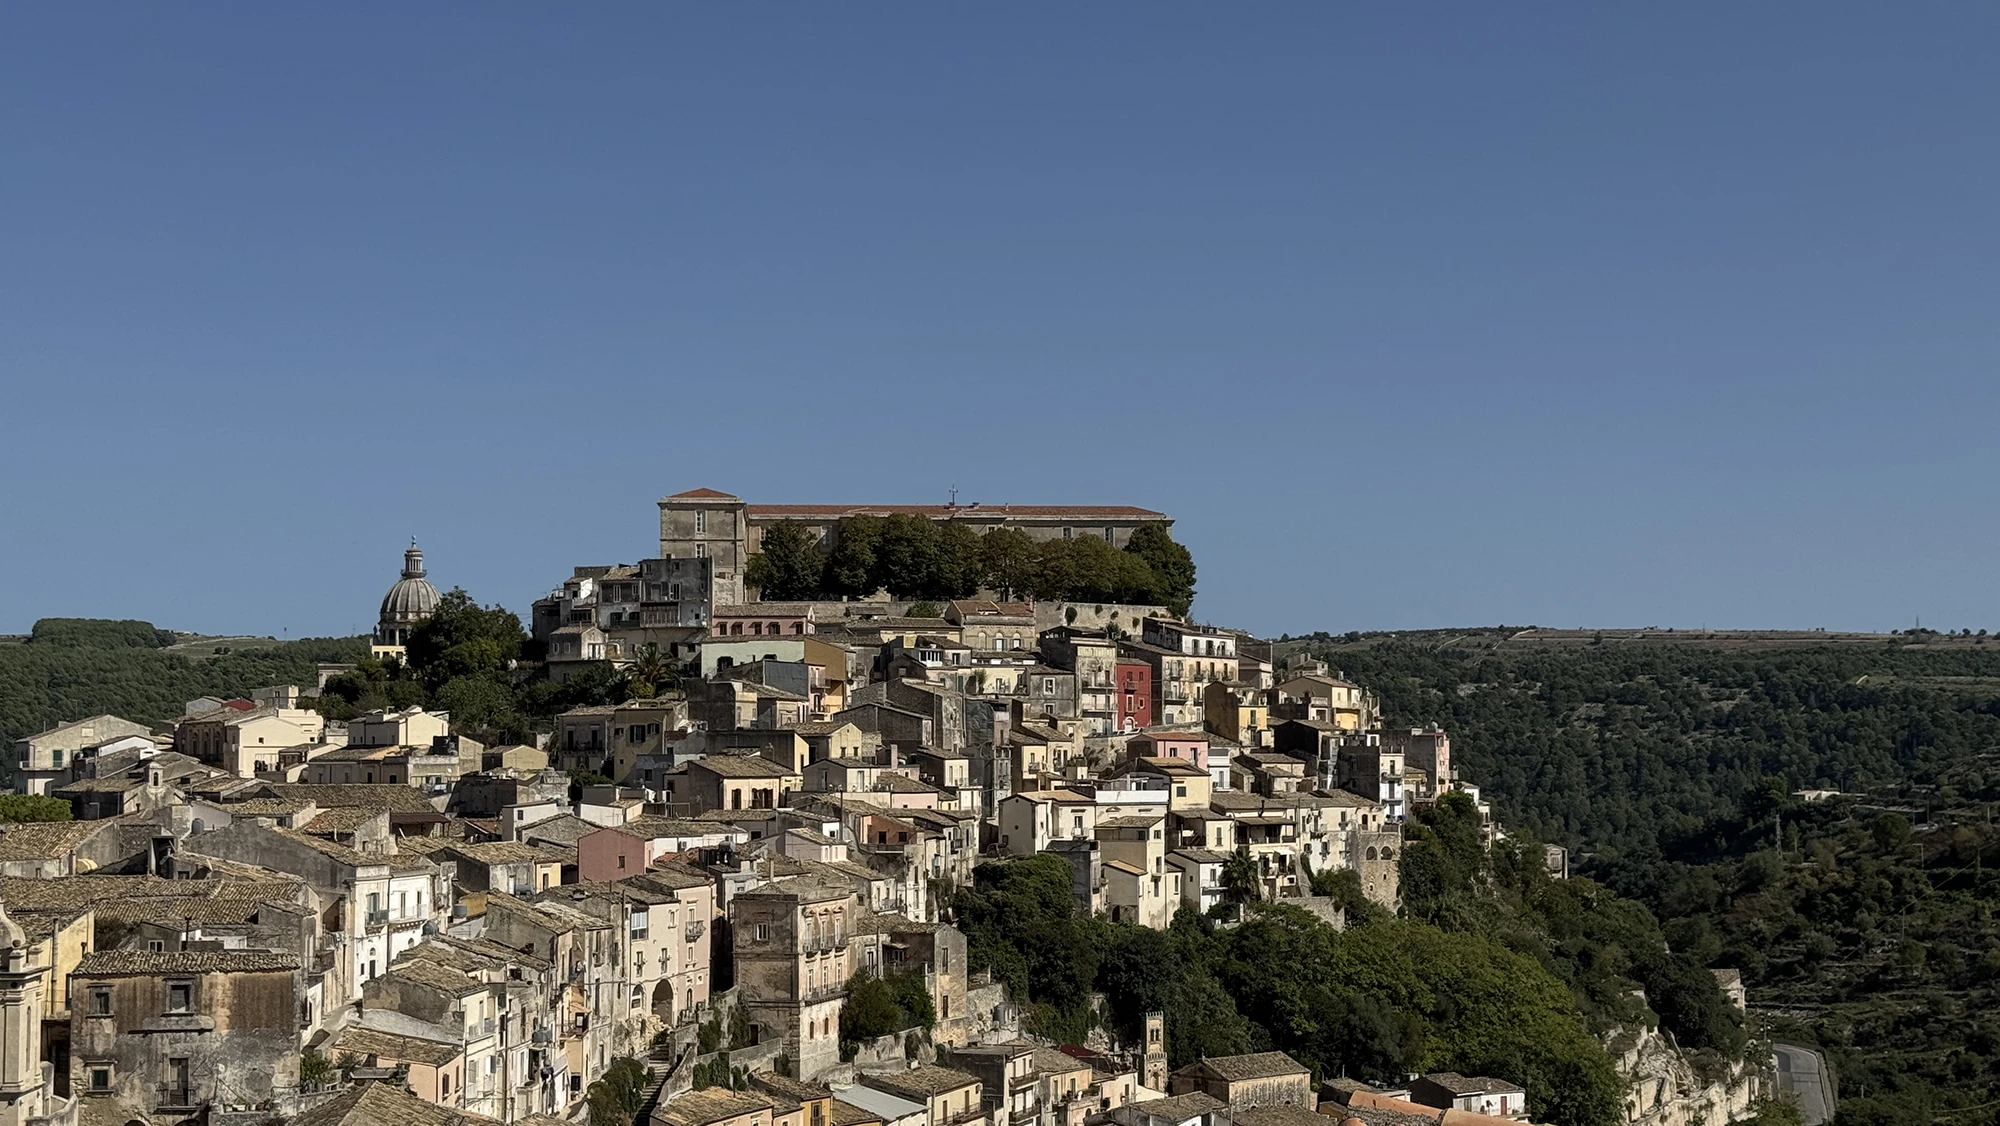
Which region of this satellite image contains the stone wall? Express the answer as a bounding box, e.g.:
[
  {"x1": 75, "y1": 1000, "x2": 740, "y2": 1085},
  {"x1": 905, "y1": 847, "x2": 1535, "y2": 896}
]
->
[{"x1": 1036, "y1": 604, "x2": 1172, "y2": 634}]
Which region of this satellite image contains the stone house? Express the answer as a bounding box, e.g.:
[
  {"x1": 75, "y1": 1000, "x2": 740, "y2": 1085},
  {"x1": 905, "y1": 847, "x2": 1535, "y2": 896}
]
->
[
  {"x1": 69, "y1": 950, "x2": 302, "y2": 1121},
  {"x1": 326, "y1": 1024, "x2": 466, "y2": 1110},
  {"x1": 661, "y1": 1087, "x2": 780, "y2": 1126},
  {"x1": 13, "y1": 714, "x2": 154, "y2": 796},
  {"x1": 856, "y1": 1065, "x2": 985, "y2": 1126},
  {"x1": 732, "y1": 877, "x2": 857, "y2": 1081},
  {"x1": 1409, "y1": 1073, "x2": 1528, "y2": 1120},
  {"x1": 180, "y1": 822, "x2": 445, "y2": 1002},
  {"x1": 1201, "y1": 681, "x2": 1268, "y2": 749},
  {"x1": 1167, "y1": 1052, "x2": 1310, "y2": 1109},
  {"x1": 672, "y1": 755, "x2": 802, "y2": 816}
]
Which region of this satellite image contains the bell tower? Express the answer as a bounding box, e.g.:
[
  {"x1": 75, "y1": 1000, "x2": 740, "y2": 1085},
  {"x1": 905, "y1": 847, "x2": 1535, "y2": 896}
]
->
[
  {"x1": 1141, "y1": 1010, "x2": 1167, "y2": 1092},
  {"x1": 0, "y1": 899, "x2": 49, "y2": 1126}
]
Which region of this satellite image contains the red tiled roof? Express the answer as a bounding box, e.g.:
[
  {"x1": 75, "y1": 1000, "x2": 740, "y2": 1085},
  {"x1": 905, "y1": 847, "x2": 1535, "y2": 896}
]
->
[
  {"x1": 748, "y1": 504, "x2": 1167, "y2": 518},
  {"x1": 666, "y1": 488, "x2": 740, "y2": 499}
]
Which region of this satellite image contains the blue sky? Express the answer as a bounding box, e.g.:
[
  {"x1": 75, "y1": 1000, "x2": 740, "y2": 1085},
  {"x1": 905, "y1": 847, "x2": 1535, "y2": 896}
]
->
[{"x1": 5, "y1": 5, "x2": 1998, "y2": 639}]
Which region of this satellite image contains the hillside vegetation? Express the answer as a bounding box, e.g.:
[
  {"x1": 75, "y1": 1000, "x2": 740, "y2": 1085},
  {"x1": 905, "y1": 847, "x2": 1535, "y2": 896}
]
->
[
  {"x1": 1291, "y1": 630, "x2": 2000, "y2": 1126},
  {"x1": 0, "y1": 619, "x2": 366, "y2": 755},
  {"x1": 958, "y1": 791, "x2": 1758, "y2": 1126}
]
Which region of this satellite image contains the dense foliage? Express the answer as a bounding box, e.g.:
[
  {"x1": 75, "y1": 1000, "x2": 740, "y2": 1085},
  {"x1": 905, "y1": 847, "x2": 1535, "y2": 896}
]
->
[
  {"x1": 1291, "y1": 631, "x2": 2000, "y2": 1126},
  {"x1": 26, "y1": 618, "x2": 179, "y2": 648},
  {"x1": 745, "y1": 517, "x2": 1197, "y2": 615},
  {"x1": 839, "y1": 968, "x2": 937, "y2": 1057},
  {"x1": 584, "y1": 1056, "x2": 652, "y2": 1125},
  {"x1": 956, "y1": 852, "x2": 1651, "y2": 1126},
  {"x1": 0, "y1": 795, "x2": 73, "y2": 823},
  {"x1": 1600, "y1": 795, "x2": 2000, "y2": 1126},
  {"x1": 303, "y1": 588, "x2": 631, "y2": 745},
  {"x1": 1292, "y1": 631, "x2": 2000, "y2": 856},
  {"x1": 0, "y1": 620, "x2": 366, "y2": 779}
]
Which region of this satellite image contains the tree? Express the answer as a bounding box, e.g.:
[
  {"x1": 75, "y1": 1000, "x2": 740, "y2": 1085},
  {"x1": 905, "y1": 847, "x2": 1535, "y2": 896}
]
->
[
  {"x1": 433, "y1": 675, "x2": 524, "y2": 740},
  {"x1": 926, "y1": 522, "x2": 984, "y2": 600},
  {"x1": 1126, "y1": 524, "x2": 1196, "y2": 616},
  {"x1": 872, "y1": 514, "x2": 941, "y2": 599},
  {"x1": 746, "y1": 521, "x2": 825, "y2": 600},
  {"x1": 1219, "y1": 845, "x2": 1261, "y2": 908},
  {"x1": 628, "y1": 644, "x2": 676, "y2": 694},
  {"x1": 584, "y1": 1056, "x2": 651, "y2": 1126},
  {"x1": 824, "y1": 516, "x2": 883, "y2": 597},
  {"x1": 0, "y1": 795, "x2": 72, "y2": 823},
  {"x1": 980, "y1": 529, "x2": 1038, "y2": 601},
  {"x1": 403, "y1": 588, "x2": 526, "y2": 692}
]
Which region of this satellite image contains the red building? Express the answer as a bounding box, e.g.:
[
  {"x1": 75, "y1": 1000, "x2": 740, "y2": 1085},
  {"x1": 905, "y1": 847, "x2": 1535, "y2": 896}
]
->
[{"x1": 1116, "y1": 659, "x2": 1153, "y2": 731}]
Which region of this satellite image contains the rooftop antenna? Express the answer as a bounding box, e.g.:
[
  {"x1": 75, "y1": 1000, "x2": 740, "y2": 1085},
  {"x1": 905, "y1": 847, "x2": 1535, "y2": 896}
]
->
[{"x1": 948, "y1": 484, "x2": 958, "y2": 507}]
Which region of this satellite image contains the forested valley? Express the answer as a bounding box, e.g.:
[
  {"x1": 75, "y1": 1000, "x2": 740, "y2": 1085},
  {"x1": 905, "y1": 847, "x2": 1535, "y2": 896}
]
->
[{"x1": 1286, "y1": 630, "x2": 2000, "y2": 1126}]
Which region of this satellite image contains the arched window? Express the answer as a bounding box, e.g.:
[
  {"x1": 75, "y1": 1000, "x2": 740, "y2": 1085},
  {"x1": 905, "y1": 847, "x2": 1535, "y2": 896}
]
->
[{"x1": 1365, "y1": 847, "x2": 1378, "y2": 860}]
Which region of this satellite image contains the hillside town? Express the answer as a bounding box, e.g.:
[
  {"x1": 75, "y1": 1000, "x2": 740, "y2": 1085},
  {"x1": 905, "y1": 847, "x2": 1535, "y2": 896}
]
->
[{"x1": 4, "y1": 491, "x2": 1598, "y2": 1126}]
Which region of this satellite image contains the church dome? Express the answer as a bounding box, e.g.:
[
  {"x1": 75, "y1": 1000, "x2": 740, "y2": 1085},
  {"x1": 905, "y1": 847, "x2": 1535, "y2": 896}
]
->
[{"x1": 379, "y1": 542, "x2": 442, "y2": 623}]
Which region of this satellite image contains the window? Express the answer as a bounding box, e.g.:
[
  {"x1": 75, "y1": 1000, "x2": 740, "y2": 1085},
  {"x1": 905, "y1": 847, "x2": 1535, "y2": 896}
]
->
[
  {"x1": 166, "y1": 980, "x2": 192, "y2": 1013},
  {"x1": 755, "y1": 923, "x2": 770, "y2": 941},
  {"x1": 695, "y1": 510, "x2": 707, "y2": 533},
  {"x1": 695, "y1": 543, "x2": 706, "y2": 558},
  {"x1": 89, "y1": 988, "x2": 111, "y2": 1016},
  {"x1": 147, "y1": 940, "x2": 165, "y2": 953},
  {"x1": 88, "y1": 1066, "x2": 112, "y2": 1091},
  {"x1": 1062, "y1": 527, "x2": 1073, "y2": 539},
  {"x1": 1043, "y1": 678, "x2": 1056, "y2": 696},
  {"x1": 52, "y1": 749, "x2": 64, "y2": 769},
  {"x1": 617, "y1": 855, "x2": 627, "y2": 869}
]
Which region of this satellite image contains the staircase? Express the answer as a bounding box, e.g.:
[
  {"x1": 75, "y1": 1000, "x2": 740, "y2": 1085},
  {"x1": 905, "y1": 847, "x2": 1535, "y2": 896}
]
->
[{"x1": 635, "y1": 1042, "x2": 687, "y2": 1125}]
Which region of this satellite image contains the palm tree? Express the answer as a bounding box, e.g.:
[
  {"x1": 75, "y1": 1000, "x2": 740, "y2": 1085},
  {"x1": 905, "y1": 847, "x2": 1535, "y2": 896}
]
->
[
  {"x1": 630, "y1": 643, "x2": 674, "y2": 692},
  {"x1": 1220, "y1": 845, "x2": 1261, "y2": 912}
]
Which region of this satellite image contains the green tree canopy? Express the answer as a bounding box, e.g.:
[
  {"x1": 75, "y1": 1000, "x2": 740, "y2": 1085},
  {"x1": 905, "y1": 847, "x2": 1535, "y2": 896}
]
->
[
  {"x1": 745, "y1": 521, "x2": 825, "y2": 600},
  {"x1": 1125, "y1": 524, "x2": 1197, "y2": 616},
  {"x1": 0, "y1": 795, "x2": 74, "y2": 823},
  {"x1": 404, "y1": 588, "x2": 526, "y2": 691}
]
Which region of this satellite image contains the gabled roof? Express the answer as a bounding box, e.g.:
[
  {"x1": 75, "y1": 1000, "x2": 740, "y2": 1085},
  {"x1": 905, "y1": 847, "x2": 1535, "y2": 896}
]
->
[
  {"x1": 332, "y1": 1026, "x2": 462, "y2": 1067},
  {"x1": 76, "y1": 950, "x2": 298, "y2": 975},
  {"x1": 1177, "y1": 1051, "x2": 1308, "y2": 1082},
  {"x1": 858, "y1": 1064, "x2": 981, "y2": 1099},
  {"x1": 665, "y1": 487, "x2": 741, "y2": 500},
  {"x1": 1417, "y1": 1072, "x2": 1524, "y2": 1096},
  {"x1": 291, "y1": 1080, "x2": 468, "y2": 1126},
  {"x1": 689, "y1": 754, "x2": 796, "y2": 779}
]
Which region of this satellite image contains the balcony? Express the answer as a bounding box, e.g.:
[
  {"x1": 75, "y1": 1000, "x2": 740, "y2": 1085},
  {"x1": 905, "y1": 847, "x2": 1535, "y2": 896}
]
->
[
  {"x1": 366, "y1": 908, "x2": 389, "y2": 928},
  {"x1": 155, "y1": 1087, "x2": 198, "y2": 1111}
]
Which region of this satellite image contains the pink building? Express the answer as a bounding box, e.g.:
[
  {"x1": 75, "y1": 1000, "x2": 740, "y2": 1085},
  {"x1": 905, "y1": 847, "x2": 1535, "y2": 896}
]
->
[
  {"x1": 711, "y1": 603, "x2": 815, "y2": 637},
  {"x1": 1126, "y1": 731, "x2": 1209, "y2": 771},
  {"x1": 577, "y1": 818, "x2": 748, "y2": 882}
]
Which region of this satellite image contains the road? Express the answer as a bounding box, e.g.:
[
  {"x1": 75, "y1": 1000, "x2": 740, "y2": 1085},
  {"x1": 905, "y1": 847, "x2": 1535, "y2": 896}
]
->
[{"x1": 1773, "y1": 1043, "x2": 1836, "y2": 1126}]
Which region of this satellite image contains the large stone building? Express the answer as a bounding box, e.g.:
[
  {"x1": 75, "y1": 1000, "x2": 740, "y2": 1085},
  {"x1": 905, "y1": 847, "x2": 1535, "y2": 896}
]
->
[
  {"x1": 657, "y1": 489, "x2": 1172, "y2": 605},
  {"x1": 373, "y1": 541, "x2": 441, "y2": 659}
]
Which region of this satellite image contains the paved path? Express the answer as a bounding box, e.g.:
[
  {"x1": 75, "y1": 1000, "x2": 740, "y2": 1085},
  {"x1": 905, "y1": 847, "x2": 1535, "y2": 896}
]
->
[{"x1": 1774, "y1": 1043, "x2": 1835, "y2": 1126}]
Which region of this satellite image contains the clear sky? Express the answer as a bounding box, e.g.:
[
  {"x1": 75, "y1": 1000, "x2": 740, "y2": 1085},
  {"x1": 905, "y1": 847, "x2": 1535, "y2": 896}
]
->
[{"x1": 6, "y1": 5, "x2": 1998, "y2": 640}]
